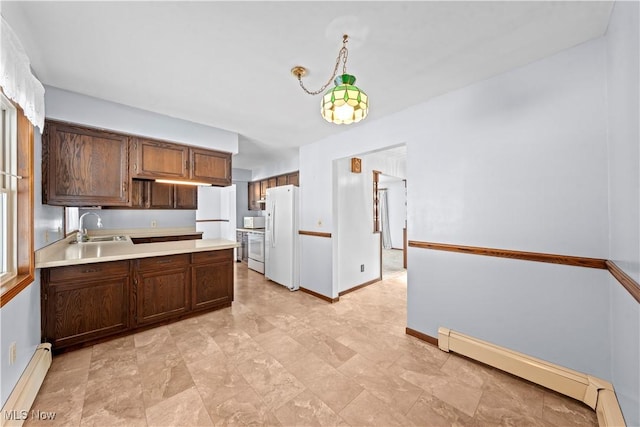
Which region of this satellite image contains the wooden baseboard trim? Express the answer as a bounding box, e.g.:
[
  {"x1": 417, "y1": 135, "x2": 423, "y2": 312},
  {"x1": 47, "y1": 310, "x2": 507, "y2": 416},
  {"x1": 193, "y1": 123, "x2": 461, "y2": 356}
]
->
[
  {"x1": 338, "y1": 277, "x2": 381, "y2": 296},
  {"x1": 299, "y1": 287, "x2": 339, "y2": 303},
  {"x1": 405, "y1": 327, "x2": 439, "y2": 346},
  {"x1": 298, "y1": 230, "x2": 332, "y2": 238},
  {"x1": 408, "y1": 241, "x2": 607, "y2": 269},
  {"x1": 606, "y1": 260, "x2": 640, "y2": 303}
]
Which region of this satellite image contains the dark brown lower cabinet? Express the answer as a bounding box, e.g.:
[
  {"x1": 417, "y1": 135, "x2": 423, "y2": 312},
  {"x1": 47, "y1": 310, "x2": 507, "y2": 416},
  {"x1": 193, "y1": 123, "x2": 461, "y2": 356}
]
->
[
  {"x1": 134, "y1": 254, "x2": 190, "y2": 325},
  {"x1": 191, "y1": 249, "x2": 234, "y2": 311},
  {"x1": 41, "y1": 261, "x2": 130, "y2": 350},
  {"x1": 41, "y1": 249, "x2": 234, "y2": 352}
]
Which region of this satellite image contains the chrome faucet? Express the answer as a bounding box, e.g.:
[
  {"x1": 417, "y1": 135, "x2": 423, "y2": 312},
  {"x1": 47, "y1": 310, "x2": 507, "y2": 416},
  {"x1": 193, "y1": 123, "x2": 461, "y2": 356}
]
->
[{"x1": 77, "y1": 212, "x2": 103, "y2": 242}]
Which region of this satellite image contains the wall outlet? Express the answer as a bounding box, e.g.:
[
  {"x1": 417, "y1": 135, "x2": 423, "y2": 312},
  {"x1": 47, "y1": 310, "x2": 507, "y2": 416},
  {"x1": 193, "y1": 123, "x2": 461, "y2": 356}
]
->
[
  {"x1": 317, "y1": 219, "x2": 323, "y2": 227},
  {"x1": 151, "y1": 220, "x2": 157, "y2": 228},
  {"x1": 361, "y1": 264, "x2": 365, "y2": 272},
  {"x1": 9, "y1": 342, "x2": 16, "y2": 365}
]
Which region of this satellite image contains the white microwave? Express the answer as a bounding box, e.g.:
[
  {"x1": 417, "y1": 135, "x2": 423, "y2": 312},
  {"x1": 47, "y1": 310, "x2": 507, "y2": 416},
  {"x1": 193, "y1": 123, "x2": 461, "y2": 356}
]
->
[{"x1": 243, "y1": 216, "x2": 266, "y2": 229}]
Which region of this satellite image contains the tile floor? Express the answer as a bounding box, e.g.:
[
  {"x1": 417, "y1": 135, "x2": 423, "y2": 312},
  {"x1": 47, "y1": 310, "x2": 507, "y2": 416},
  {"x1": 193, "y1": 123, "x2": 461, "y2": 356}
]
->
[{"x1": 26, "y1": 264, "x2": 598, "y2": 426}]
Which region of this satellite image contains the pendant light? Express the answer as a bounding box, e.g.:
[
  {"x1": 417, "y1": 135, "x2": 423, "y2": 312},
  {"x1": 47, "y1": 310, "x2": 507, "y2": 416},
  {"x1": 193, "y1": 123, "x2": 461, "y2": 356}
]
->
[{"x1": 291, "y1": 35, "x2": 368, "y2": 125}]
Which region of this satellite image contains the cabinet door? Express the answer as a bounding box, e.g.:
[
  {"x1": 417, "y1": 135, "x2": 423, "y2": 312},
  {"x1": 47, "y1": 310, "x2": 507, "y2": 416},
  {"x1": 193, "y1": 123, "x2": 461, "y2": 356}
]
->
[
  {"x1": 175, "y1": 185, "x2": 198, "y2": 209},
  {"x1": 148, "y1": 182, "x2": 174, "y2": 209},
  {"x1": 268, "y1": 177, "x2": 277, "y2": 189},
  {"x1": 287, "y1": 172, "x2": 299, "y2": 186},
  {"x1": 191, "y1": 250, "x2": 234, "y2": 311},
  {"x1": 276, "y1": 175, "x2": 287, "y2": 186},
  {"x1": 190, "y1": 148, "x2": 231, "y2": 186},
  {"x1": 135, "y1": 265, "x2": 190, "y2": 325},
  {"x1": 130, "y1": 180, "x2": 147, "y2": 208},
  {"x1": 131, "y1": 137, "x2": 189, "y2": 180},
  {"x1": 42, "y1": 121, "x2": 130, "y2": 206},
  {"x1": 43, "y1": 268, "x2": 130, "y2": 350},
  {"x1": 247, "y1": 181, "x2": 259, "y2": 210}
]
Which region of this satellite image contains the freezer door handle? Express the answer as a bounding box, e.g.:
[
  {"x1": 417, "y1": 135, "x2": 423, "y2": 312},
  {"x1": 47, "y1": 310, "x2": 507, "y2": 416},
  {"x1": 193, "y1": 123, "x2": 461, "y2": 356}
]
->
[{"x1": 271, "y1": 203, "x2": 276, "y2": 247}]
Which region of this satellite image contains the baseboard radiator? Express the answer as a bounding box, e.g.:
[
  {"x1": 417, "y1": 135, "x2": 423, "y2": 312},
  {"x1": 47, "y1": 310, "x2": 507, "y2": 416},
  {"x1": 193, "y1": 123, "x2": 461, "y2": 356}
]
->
[
  {"x1": 1, "y1": 343, "x2": 52, "y2": 427},
  {"x1": 437, "y1": 328, "x2": 626, "y2": 427}
]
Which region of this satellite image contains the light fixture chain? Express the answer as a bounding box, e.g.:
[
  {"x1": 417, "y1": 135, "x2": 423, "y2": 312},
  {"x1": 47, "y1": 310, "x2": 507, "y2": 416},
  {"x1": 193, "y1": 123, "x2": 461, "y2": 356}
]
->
[{"x1": 296, "y1": 41, "x2": 349, "y2": 96}]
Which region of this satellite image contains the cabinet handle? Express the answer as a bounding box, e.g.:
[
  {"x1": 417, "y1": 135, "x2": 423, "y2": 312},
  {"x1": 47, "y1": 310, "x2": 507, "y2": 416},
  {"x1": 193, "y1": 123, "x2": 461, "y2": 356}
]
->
[
  {"x1": 123, "y1": 182, "x2": 127, "y2": 193},
  {"x1": 133, "y1": 163, "x2": 137, "y2": 172},
  {"x1": 155, "y1": 260, "x2": 172, "y2": 264},
  {"x1": 81, "y1": 268, "x2": 98, "y2": 273},
  {"x1": 185, "y1": 160, "x2": 190, "y2": 171},
  {"x1": 134, "y1": 278, "x2": 138, "y2": 285}
]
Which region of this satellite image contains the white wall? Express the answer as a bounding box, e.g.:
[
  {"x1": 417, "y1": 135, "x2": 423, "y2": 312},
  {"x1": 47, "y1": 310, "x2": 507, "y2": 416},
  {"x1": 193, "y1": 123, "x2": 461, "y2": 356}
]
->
[
  {"x1": 1, "y1": 130, "x2": 64, "y2": 407},
  {"x1": 300, "y1": 34, "x2": 623, "y2": 405},
  {"x1": 332, "y1": 148, "x2": 408, "y2": 295},
  {"x1": 78, "y1": 208, "x2": 195, "y2": 231},
  {"x1": 605, "y1": 2, "x2": 639, "y2": 425},
  {"x1": 334, "y1": 157, "x2": 381, "y2": 293},
  {"x1": 251, "y1": 153, "x2": 299, "y2": 181},
  {"x1": 44, "y1": 86, "x2": 238, "y2": 154},
  {"x1": 233, "y1": 168, "x2": 254, "y2": 227},
  {"x1": 408, "y1": 37, "x2": 610, "y2": 373}
]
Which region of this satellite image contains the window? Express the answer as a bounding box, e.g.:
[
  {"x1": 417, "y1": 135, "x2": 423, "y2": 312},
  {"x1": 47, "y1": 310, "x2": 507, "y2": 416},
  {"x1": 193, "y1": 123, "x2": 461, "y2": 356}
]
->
[
  {"x1": 0, "y1": 94, "x2": 17, "y2": 283},
  {"x1": 0, "y1": 90, "x2": 34, "y2": 307}
]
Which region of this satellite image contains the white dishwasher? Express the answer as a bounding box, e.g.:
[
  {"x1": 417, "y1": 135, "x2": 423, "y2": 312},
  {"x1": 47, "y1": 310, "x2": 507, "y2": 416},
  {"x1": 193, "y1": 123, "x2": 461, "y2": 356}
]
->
[{"x1": 247, "y1": 231, "x2": 265, "y2": 274}]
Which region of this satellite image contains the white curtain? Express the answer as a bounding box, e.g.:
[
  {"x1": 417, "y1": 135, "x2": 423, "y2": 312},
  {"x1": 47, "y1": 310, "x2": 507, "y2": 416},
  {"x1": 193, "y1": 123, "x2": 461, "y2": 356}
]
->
[
  {"x1": 1, "y1": 17, "x2": 45, "y2": 130},
  {"x1": 379, "y1": 188, "x2": 392, "y2": 249}
]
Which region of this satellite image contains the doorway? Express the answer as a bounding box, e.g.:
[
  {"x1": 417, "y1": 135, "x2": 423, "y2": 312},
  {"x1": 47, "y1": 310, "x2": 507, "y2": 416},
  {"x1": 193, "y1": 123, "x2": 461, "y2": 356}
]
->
[{"x1": 377, "y1": 174, "x2": 407, "y2": 278}]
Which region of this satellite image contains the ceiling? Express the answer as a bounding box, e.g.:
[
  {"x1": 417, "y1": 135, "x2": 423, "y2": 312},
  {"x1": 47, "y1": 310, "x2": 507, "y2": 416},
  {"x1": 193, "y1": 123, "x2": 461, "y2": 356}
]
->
[{"x1": 1, "y1": 1, "x2": 613, "y2": 170}]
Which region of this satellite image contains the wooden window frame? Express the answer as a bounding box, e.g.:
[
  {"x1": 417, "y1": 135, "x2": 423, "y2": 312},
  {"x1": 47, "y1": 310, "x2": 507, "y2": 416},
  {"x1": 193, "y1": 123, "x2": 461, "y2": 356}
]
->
[{"x1": 0, "y1": 94, "x2": 35, "y2": 307}]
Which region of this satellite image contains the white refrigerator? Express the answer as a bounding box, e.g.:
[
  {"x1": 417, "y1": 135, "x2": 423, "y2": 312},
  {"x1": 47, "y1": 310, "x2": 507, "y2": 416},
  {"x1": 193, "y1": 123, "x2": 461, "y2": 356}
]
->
[{"x1": 265, "y1": 185, "x2": 299, "y2": 291}]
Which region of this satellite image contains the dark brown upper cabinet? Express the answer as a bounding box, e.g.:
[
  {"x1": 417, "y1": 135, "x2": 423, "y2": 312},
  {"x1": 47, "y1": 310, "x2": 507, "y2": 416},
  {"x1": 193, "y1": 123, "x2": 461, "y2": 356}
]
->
[
  {"x1": 130, "y1": 138, "x2": 231, "y2": 186},
  {"x1": 248, "y1": 171, "x2": 299, "y2": 211},
  {"x1": 124, "y1": 179, "x2": 197, "y2": 210},
  {"x1": 42, "y1": 120, "x2": 130, "y2": 206},
  {"x1": 190, "y1": 148, "x2": 232, "y2": 186},
  {"x1": 130, "y1": 137, "x2": 189, "y2": 180}
]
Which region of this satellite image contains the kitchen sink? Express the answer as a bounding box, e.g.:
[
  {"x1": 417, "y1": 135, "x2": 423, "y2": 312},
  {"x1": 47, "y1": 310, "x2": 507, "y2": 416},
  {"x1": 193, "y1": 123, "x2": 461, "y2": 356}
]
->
[{"x1": 71, "y1": 235, "x2": 129, "y2": 244}]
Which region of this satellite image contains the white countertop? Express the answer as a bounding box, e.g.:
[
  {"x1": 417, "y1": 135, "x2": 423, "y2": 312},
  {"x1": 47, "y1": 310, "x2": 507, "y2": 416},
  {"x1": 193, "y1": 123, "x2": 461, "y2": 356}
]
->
[{"x1": 36, "y1": 234, "x2": 239, "y2": 269}]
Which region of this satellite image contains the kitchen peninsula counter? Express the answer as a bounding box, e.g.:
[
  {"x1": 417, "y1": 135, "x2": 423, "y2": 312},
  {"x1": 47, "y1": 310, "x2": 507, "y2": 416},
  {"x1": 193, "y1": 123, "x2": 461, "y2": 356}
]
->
[
  {"x1": 38, "y1": 231, "x2": 239, "y2": 353},
  {"x1": 36, "y1": 234, "x2": 238, "y2": 269}
]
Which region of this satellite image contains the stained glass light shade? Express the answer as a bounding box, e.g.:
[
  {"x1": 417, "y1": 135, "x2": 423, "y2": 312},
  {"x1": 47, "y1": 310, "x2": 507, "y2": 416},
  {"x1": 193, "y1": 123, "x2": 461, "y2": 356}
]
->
[{"x1": 321, "y1": 74, "x2": 368, "y2": 124}]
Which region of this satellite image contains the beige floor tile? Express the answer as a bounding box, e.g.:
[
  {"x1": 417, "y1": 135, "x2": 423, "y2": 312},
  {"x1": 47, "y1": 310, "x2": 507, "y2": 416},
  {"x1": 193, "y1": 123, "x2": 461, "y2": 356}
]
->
[
  {"x1": 212, "y1": 328, "x2": 265, "y2": 364},
  {"x1": 80, "y1": 375, "x2": 146, "y2": 427},
  {"x1": 542, "y1": 390, "x2": 598, "y2": 426},
  {"x1": 274, "y1": 389, "x2": 348, "y2": 426},
  {"x1": 204, "y1": 387, "x2": 281, "y2": 426},
  {"x1": 139, "y1": 350, "x2": 196, "y2": 408},
  {"x1": 253, "y1": 328, "x2": 311, "y2": 368},
  {"x1": 24, "y1": 368, "x2": 88, "y2": 427},
  {"x1": 235, "y1": 352, "x2": 307, "y2": 410},
  {"x1": 287, "y1": 352, "x2": 363, "y2": 413},
  {"x1": 188, "y1": 352, "x2": 250, "y2": 409},
  {"x1": 339, "y1": 390, "x2": 415, "y2": 427},
  {"x1": 293, "y1": 329, "x2": 357, "y2": 368},
  {"x1": 405, "y1": 391, "x2": 476, "y2": 427},
  {"x1": 48, "y1": 347, "x2": 92, "y2": 373},
  {"x1": 145, "y1": 387, "x2": 213, "y2": 427},
  {"x1": 172, "y1": 328, "x2": 224, "y2": 365},
  {"x1": 338, "y1": 354, "x2": 423, "y2": 415}
]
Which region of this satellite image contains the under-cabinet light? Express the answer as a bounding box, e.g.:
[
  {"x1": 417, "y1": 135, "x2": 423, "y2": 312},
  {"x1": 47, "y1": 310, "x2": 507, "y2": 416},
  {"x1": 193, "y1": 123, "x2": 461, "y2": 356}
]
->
[{"x1": 155, "y1": 179, "x2": 212, "y2": 186}]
